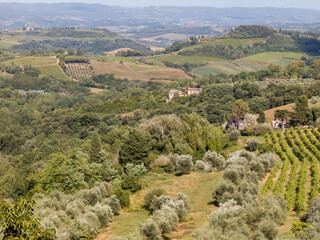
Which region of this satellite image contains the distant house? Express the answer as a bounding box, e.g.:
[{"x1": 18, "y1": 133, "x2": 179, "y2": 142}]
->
[
  {"x1": 272, "y1": 120, "x2": 290, "y2": 129},
  {"x1": 167, "y1": 90, "x2": 185, "y2": 102},
  {"x1": 188, "y1": 87, "x2": 202, "y2": 96},
  {"x1": 167, "y1": 86, "x2": 203, "y2": 103}
]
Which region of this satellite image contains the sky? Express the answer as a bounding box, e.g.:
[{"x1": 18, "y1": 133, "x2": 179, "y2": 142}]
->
[{"x1": 0, "y1": 0, "x2": 319, "y2": 10}]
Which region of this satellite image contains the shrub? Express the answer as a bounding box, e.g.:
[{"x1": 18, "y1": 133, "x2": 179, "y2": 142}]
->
[
  {"x1": 104, "y1": 195, "x2": 121, "y2": 215},
  {"x1": 121, "y1": 174, "x2": 141, "y2": 193},
  {"x1": 258, "y1": 143, "x2": 273, "y2": 154},
  {"x1": 152, "y1": 205, "x2": 179, "y2": 234},
  {"x1": 170, "y1": 154, "x2": 193, "y2": 175},
  {"x1": 124, "y1": 163, "x2": 147, "y2": 177},
  {"x1": 257, "y1": 153, "x2": 277, "y2": 172},
  {"x1": 250, "y1": 160, "x2": 266, "y2": 178},
  {"x1": 247, "y1": 138, "x2": 260, "y2": 151},
  {"x1": 177, "y1": 193, "x2": 191, "y2": 210},
  {"x1": 257, "y1": 220, "x2": 279, "y2": 240},
  {"x1": 312, "y1": 96, "x2": 320, "y2": 104},
  {"x1": 255, "y1": 123, "x2": 272, "y2": 136},
  {"x1": 229, "y1": 130, "x2": 241, "y2": 141},
  {"x1": 149, "y1": 195, "x2": 173, "y2": 212},
  {"x1": 114, "y1": 188, "x2": 130, "y2": 208},
  {"x1": 89, "y1": 203, "x2": 114, "y2": 227},
  {"x1": 194, "y1": 160, "x2": 212, "y2": 172},
  {"x1": 143, "y1": 188, "x2": 167, "y2": 211},
  {"x1": 203, "y1": 151, "x2": 225, "y2": 170},
  {"x1": 152, "y1": 155, "x2": 173, "y2": 173},
  {"x1": 138, "y1": 219, "x2": 161, "y2": 240}
]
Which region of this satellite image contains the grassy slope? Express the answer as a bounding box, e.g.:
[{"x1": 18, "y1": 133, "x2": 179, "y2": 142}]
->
[
  {"x1": 4, "y1": 57, "x2": 69, "y2": 80},
  {"x1": 96, "y1": 171, "x2": 224, "y2": 240},
  {"x1": 91, "y1": 59, "x2": 191, "y2": 82},
  {"x1": 145, "y1": 50, "x2": 303, "y2": 77},
  {"x1": 239, "y1": 52, "x2": 304, "y2": 63}
]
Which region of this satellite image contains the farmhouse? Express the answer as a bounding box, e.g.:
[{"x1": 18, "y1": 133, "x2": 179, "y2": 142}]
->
[
  {"x1": 166, "y1": 90, "x2": 185, "y2": 102},
  {"x1": 167, "y1": 86, "x2": 203, "y2": 102},
  {"x1": 188, "y1": 86, "x2": 202, "y2": 95}
]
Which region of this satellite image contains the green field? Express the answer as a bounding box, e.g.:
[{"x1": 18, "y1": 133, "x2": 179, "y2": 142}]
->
[
  {"x1": 239, "y1": 52, "x2": 304, "y2": 63},
  {"x1": 6, "y1": 57, "x2": 57, "y2": 67},
  {"x1": 217, "y1": 38, "x2": 266, "y2": 47},
  {"x1": 93, "y1": 55, "x2": 138, "y2": 64},
  {"x1": 0, "y1": 41, "x2": 16, "y2": 49},
  {"x1": 38, "y1": 65, "x2": 69, "y2": 81},
  {"x1": 147, "y1": 55, "x2": 224, "y2": 65},
  {"x1": 192, "y1": 61, "x2": 261, "y2": 76}
]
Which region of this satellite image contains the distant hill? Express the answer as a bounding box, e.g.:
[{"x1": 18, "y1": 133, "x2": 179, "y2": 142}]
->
[
  {"x1": 1, "y1": 3, "x2": 320, "y2": 47},
  {"x1": 0, "y1": 28, "x2": 150, "y2": 54}
]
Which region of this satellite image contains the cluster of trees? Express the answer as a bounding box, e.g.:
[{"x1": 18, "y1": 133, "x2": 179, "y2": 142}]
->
[
  {"x1": 194, "y1": 150, "x2": 286, "y2": 240},
  {"x1": 113, "y1": 192, "x2": 190, "y2": 240},
  {"x1": 228, "y1": 25, "x2": 277, "y2": 38},
  {"x1": 12, "y1": 38, "x2": 150, "y2": 54},
  {"x1": 170, "y1": 25, "x2": 320, "y2": 59}
]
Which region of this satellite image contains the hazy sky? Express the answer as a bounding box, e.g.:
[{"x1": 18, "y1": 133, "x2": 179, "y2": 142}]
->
[{"x1": 0, "y1": 0, "x2": 319, "y2": 10}]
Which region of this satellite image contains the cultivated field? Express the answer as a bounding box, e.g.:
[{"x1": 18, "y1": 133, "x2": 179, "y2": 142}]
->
[
  {"x1": 144, "y1": 51, "x2": 304, "y2": 76},
  {"x1": 141, "y1": 33, "x2": 189, "y2": 42},
  {"x1": 239, "y1": 52, "x2": 304, "y2": 63},
  {"x1": 91, "y1": 59, "x2": 191, "y2": 82},
  {"x1": 66, "y1": 63, "x2": 92, "y2": 81},
  {"x1": 262, "y1": 128, "x2": 320, "y2": 214},
  {"x1": 4, "y1": 56, "x2": 69, "y2": 80}
]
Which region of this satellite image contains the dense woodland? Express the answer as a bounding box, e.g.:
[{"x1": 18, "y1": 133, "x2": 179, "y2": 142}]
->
[{"x1": 2, "y1": 25, "x2": 320, "y2": 240}]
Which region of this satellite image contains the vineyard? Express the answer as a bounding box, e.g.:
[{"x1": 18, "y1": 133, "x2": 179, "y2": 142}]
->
[
  {"x1": 66, "y1": 63, "x2": 92, "y2": 81},
  {"x1": 262, "y1": 127, "x2": 320, "y2": 212}
]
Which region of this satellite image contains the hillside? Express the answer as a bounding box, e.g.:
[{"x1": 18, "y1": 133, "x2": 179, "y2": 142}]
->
[
  {"x1": 2, "y1": 23, "x2": 320, "y2": 240},
  {"x1": 0, "y1": 28, "x2": 150, "y2": 54},
  {"x1": 142, "y1": 26, "x2": 320, "y2": 76}
]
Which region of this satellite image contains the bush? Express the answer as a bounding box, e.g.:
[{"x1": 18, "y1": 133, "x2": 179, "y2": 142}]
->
[
  {"x1": 257, "y1": 153, "x2": 277, "y2": 172},
  {"x1": 257, "y1": 220, "x2": 279, "y2": 240},
  {"x1": 152, "y1": 155, "x2": 173, "y2": 173},
  {"x1": 143, "y1": 188, "x2": 167, "y2": 211},
  {"x1": 121, "y1": 174, "x2": 141, "y2": 193},
  {"x1": 247, "y1": 138, "x2": 260, "y2": 151},
  {"x1": 229, "y1": 130, "x2": 241, "y2": 141},
  {"x1": 124, "y1": 163, "x2": 148, "y2": 177},
  {"x1": 258, "y1": 143, "x2": 273, "y2": 154},
  {"x1": 170, "y1": 154, "x2": 193, "y2": 175},
  {"x1": 104, "y1": 195, "x2": 121, "y2": 215},
  {"x1": 138, "y1": 219, "x2": 161, "y2": 240},
  {"x1": 312, "y1": 96, "x2": 320, "y2": 104},
  {"x1": 255, "y1": 123, "x2": 272, "y2": 136},
  {"x1": 114, "y1": 188, "x2": 130, "y2": 208},
  {"x1": 194, "y1": 160, "x2": 212, "y2": 172},
  {"x1": 152, "y1": 205, "x2": 179, "y2": 234},
  {"x1": 203, "y1": 151, "x2": 225, "y2": 170}
]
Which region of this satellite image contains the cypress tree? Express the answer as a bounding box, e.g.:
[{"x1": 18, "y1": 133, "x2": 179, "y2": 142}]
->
[
  {"x1": 119, "y1": 129, "x2": 151, "y2": 166},
  {"x1": 257, "y1": 110, "x2": 266, "y2": 123},
  {"x1": 294, "y1": 95, "x2": 309, "y2": 125},
  {"x1": 89, "y1": 131, "x2": 102, "y2": 163}
]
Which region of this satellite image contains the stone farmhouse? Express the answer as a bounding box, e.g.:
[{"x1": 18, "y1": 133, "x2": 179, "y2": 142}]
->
[{"x1": 167, "y1": 87, "x2": 202, "y2": 102}]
